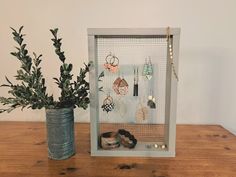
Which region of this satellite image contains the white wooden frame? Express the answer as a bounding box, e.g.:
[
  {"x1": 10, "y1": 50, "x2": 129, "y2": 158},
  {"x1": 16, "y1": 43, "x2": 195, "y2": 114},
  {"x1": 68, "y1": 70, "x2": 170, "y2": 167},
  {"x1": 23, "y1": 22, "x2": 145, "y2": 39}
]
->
[{"x1": 88, "y1": 28, "x2": 180, "y2": 157}]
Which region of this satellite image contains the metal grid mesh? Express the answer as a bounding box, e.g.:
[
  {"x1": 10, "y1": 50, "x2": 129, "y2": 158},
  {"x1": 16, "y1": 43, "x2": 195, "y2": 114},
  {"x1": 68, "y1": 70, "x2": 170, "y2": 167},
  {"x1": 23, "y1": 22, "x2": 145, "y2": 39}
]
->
[{"x1": 96, "y1": 36, "x2": 168, "y2": 142}]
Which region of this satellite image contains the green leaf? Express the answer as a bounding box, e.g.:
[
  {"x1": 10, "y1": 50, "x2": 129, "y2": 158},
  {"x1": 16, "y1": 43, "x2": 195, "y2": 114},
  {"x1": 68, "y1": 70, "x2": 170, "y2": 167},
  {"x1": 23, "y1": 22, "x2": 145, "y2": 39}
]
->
[
  {"x1": 21, "y1": 44, "x2": 26, "y2": 50},
  {"x1": 68, "y1": 64, "x2": 73, "y2": 72},
  {"x1": 19, "y1": 26, "x2": 24, "y2": 33},
  {"x1": 1, "y1": 84, "x2": 11, "y2": 87},
  {"x1": 10, "y1": 52, "x2": 17, "y2": 57},
  {"x1": 98, "y1": 71, "x2": 104, "y2": 79},
  {"x1": 10, "y1": 27, "x2": 17, "y2": 33},
  {"x1": 23, "y1": 49, "x2": 28, "y2": 55},
  {"x1": 50, "y1": 28, "x2": 58, "y2": 38},
  {"x1": 5, "y1": 76, "x2": 13, "y2": 85}
]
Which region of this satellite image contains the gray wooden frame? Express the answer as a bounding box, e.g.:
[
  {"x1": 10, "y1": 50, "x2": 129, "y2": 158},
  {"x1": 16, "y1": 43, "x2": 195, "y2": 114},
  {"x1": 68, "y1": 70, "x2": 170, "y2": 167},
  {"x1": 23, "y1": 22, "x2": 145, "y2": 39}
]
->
[{"x1": 88, "y1": 28, "x2": 180, "y2": 157}]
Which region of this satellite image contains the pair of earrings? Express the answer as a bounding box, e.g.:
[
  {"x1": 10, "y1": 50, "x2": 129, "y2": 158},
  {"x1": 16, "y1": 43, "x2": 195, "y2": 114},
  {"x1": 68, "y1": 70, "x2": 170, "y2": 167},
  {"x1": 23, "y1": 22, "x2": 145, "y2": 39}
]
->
[
  {"x1": 142, "y1": 57, "x2": 153, "y2": 80},
  {"x1": 113, "y1": 76, "x2": 129, "y2": 96},
  {"x1": 101, "y1": 94, "x2": 115, "y2": 113},
  {"x1": 104, "y1": 52, "x2": 119, "y2": 73},
  {"x1": 147, "y1": 91, "x2": 156, "y2": 109}
]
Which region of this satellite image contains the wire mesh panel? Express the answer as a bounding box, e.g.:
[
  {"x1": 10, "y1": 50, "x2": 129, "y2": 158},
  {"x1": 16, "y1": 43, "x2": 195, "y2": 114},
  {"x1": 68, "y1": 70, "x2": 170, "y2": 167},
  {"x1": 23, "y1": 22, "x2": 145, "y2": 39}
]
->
[{"x1": 88, "y1": 28, "x2": 180, "y2": 157}]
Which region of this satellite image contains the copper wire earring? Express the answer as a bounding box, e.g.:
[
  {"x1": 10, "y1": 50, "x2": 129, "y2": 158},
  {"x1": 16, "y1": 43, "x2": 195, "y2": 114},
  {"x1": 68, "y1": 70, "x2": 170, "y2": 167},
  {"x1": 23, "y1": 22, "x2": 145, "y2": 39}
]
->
[
  {"x1": 104, "y1": 52, "x2": 119, "y2": 73},
  {"x1": 112, "y1": 74, "x2": 128, "y2": 96},
  {"x1": 112, "y1": 73, "x2": 122, "y2": 95},
  {"x1": 118, "y1": 76, "x2": 128, "y2": 96}
]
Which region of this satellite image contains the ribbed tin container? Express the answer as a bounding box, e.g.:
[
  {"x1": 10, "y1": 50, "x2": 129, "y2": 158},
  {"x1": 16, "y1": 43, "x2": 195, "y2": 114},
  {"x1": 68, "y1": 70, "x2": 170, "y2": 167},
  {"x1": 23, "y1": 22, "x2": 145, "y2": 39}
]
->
[{"x1": 46, "y1": 108, "x2": 75, "y2": 160}]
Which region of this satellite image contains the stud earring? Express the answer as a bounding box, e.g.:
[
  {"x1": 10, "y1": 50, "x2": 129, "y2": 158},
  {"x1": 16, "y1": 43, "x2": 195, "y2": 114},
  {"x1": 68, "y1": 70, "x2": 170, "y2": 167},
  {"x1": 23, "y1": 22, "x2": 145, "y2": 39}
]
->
[{"x1": 101, "y1": 94, "x2": 115, "y2": 113}]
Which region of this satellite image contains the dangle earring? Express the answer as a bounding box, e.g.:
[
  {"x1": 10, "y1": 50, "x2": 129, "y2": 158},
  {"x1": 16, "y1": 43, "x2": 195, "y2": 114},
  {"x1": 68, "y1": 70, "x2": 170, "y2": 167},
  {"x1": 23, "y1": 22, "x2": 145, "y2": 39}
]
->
[
  {"x1": 136, "y1": 98, "x2": 149, "y2": 123},
  {"x1": 146, "y1": 57, "x2": 153, "y2": 80},
  {"x1": 101, "y1": 94, "x2": 115, "y2": 113},
  {"x1": 103, "y1": 52, "x2": 119, "y2": 73},
  {"x1": 113, "y1": 77, "x2": 121, "y2": 95},
  {"x1": 142, "y1": 58, "x2": 148, "y2": 77},
  {"x1": 142, "y1": 57, "x2": 153, "y2": 80},
  {"x1": 147, "y1": 90, "x2": 156, "y2": 109},
  {"x1": 118, "y1": 75, "x2": 129, "y2": 96},
  {"x1": 113, "y1": 72, "x2": 121, "y2": 95},
  {"x1": 133, "y1": 66, "x2": 139, "y2": 96},
  {"x1": 104, "y1": 52, "x2": 112, "y2": 71},
  {"x1": 112, "y1": 73, "x2": 129, "y2": 96}
]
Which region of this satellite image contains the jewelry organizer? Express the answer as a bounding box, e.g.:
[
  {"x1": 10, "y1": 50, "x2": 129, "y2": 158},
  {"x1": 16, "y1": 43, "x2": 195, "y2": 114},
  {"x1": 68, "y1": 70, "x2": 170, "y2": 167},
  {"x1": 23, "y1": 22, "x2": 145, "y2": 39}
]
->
[{"x1": 88, "y1": 28, "x2": 180, "y2": 157}]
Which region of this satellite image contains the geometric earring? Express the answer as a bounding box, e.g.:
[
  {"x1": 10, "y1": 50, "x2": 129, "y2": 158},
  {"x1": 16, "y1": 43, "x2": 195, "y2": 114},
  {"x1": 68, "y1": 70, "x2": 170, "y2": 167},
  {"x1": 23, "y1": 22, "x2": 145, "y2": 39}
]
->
[
  {"x1": 142, "y1": 58, "x2": 148, "y2": 77},
  {"x1": 101, "y1": 94, "x2": 115, "y2": 113},
  {"x1": 142, "y1": 57, "x2": 153, "y2": 80},
  {"x1": 146, "y1": 57, "x2": 153, "y2": 80}
]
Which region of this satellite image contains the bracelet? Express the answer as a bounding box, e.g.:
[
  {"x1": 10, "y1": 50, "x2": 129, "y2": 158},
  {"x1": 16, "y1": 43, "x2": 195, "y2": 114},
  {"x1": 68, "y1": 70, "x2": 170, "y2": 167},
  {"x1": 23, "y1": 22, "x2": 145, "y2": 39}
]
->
[
  {"x1": 118, "y1": 129, "x2": 137, "y2": 149},
  {"x1": 100, "y1": 132, "x2": 120, "y2": 150}
]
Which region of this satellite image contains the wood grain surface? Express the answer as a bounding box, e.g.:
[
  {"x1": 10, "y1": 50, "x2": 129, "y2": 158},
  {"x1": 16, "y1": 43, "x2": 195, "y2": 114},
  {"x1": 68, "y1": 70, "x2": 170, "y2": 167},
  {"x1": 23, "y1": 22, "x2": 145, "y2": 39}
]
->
[{"x1": 0, "y1": 122, "x2": 235, "y2": 177}]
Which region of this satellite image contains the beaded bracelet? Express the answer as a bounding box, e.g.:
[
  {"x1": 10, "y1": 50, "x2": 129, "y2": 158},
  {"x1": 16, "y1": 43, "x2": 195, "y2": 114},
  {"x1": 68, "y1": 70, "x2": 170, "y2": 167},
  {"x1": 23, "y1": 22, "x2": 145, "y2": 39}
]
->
[
  {"x1": 118, "y1": 129, "x2": 137, "y2": 149},
  {"x1": 100, "y1": 132, "x2": 120, "y2": 150}
]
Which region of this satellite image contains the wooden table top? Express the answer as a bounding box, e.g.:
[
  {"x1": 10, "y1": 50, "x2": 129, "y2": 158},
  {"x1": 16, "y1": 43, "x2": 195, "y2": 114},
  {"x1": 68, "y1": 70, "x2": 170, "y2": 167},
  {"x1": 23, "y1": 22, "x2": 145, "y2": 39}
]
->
[{"x1": 0, "y1": 122, "x2": 236, "y2": 177}]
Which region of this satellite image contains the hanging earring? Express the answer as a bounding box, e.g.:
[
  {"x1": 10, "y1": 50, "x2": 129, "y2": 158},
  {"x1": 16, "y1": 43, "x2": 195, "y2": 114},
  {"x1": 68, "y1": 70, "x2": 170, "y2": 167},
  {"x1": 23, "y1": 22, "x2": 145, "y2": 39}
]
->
[
  {"x1": 133, "y1": 66, "x2": 139, "y2": 96},
  {"x1": 104, "y1": 52, "x2": 119, "y2": 73},
  {"x1": 136, "y1": 98, "x2": 149, "y2": 123},
  {"x1": 110, "y1": 55, "x2": 119, "y2": 73},
  {"x1": 104, "y1": 52, "x2": 113, "y2": 71},
  {"x1": 146, "y1": 57, "x2": 153, "y2": 80},
  {"x1": 112, "y1": 72, "x2": 128, "y2": 96},
  {"x1": 117, "y1": 75, "x2": 129, "y2": 96},
  {"x1": 101, "y1": 94, "x2": 115, "y2": 113},
  {"x1": 113, "y1": 76, "x2": 122, "y2": 95},
  {"x1": 118, "y1": 81, "x2": 128, "y2": 96},
  {"x1": 142, "y1": 58, "x2": 148, "y2": 76},
  {"x1": 147, "y1": 90, "x2": 156, "y2": 109}
]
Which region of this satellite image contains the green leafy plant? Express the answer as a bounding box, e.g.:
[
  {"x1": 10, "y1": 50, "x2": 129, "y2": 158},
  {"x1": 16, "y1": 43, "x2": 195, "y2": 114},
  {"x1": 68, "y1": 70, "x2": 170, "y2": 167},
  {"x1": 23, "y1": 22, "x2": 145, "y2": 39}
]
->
[{"x1": 0, "y1": 26, "x2": 91, "y2": 113}]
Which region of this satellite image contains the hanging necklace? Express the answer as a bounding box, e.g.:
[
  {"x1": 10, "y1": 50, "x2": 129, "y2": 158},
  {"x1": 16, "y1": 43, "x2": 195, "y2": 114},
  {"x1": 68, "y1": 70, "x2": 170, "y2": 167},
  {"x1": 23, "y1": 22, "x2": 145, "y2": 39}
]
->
[{"x1": 167, "y1": 27, "x2": 179, "y2": 81}]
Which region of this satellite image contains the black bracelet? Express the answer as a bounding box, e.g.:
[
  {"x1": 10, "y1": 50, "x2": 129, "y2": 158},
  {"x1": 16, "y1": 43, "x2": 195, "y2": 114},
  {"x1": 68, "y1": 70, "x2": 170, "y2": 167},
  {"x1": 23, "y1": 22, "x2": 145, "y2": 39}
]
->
[{"x1": 118, "y1": 129, "x2": 137, "y2": 149}]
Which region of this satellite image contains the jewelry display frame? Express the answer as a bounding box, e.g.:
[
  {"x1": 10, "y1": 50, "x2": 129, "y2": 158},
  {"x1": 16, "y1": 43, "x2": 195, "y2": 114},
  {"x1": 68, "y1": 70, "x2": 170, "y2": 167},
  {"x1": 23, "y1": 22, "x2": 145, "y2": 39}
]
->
[{"x1": 88, "y1": 28, "x2": 180, "y2": 157}]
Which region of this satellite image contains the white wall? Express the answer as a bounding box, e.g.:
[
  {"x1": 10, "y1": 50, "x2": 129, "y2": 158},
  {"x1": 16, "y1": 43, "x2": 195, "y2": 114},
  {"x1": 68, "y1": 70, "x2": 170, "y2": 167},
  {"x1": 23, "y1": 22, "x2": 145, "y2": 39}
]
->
[{"x1": 0, "y1": 0, "x2": 236, "y2": 134}]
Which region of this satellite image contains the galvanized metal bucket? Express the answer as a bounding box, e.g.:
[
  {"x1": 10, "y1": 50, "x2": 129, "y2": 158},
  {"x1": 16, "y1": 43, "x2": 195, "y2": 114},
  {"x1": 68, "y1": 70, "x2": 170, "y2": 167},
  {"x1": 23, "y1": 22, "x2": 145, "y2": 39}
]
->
[{"x1": 46, "y1": 108, "x2": 75, "y2": 160}]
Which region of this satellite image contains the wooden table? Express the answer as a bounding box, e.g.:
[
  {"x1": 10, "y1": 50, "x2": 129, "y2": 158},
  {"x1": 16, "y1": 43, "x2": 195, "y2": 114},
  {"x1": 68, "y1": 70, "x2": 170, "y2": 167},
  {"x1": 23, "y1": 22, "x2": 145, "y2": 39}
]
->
[{"x1": 0, "y1": 122, "x2": 236, "y2": 177}]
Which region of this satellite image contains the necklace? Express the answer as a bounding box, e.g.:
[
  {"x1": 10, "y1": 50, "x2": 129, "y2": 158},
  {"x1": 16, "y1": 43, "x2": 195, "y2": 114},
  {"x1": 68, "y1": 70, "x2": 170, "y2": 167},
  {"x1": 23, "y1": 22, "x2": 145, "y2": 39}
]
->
[{"x1": 167, "y1": 27, "x2": 179, "y2": 81}]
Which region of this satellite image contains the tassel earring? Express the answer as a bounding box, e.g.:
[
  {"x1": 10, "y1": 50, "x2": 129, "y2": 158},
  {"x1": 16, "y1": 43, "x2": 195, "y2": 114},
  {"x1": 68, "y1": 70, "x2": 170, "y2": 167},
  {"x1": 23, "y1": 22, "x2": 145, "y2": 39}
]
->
[{"x1": 133, "y1": 66, "x2": 139, "y2": 96}]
